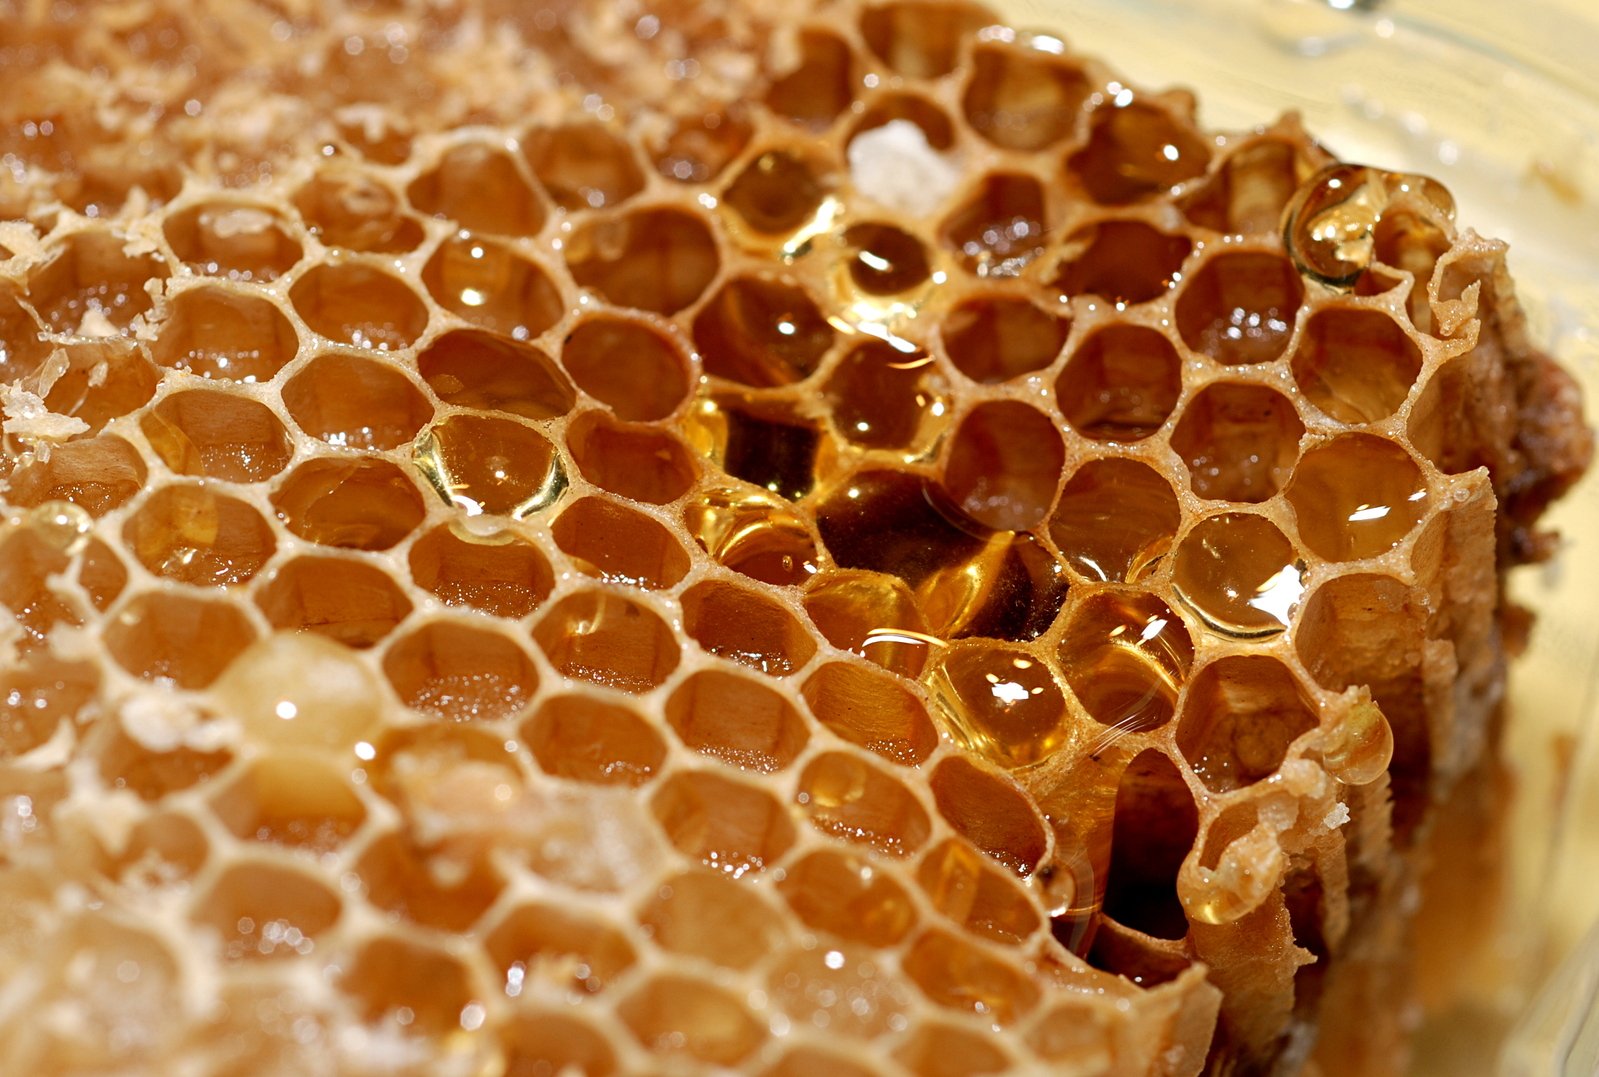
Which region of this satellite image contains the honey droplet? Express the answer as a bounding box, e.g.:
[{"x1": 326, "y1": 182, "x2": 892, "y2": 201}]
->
[
  {"x1": 413, "y1": 415, "x2": 567, "y2": 519},
  {"x1": 924, "y1": 643, "x2": 1070, "y2": 768},
  {"x1": 1283, "y1": 163, "x2": 1456, "y2": 289},
  {"x1": 1322, "y1": 693, "x2": 1394, "y2": 786},
  {"x1": 24, "y1": 499, "x2": 93, "y2": 556},
  {"x1": 1171, "y1": 512, "x2": 1305, "y2": 638}
]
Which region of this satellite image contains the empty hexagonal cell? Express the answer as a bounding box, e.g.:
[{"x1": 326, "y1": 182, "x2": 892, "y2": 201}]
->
[
  {"x1": 802, "y1": 661, "x2": 939, "y2": 765},
  {"x1": 422, "y1": 234, "x2": 565, "y2": 340},
  {"x1": 841, "y1": 221, "x2": 932, "y2": 297},
  {"x1": 694, "y1": 275, "x2": 834, "y2": 388},
  {"x1": 1056, "y1": 325, "x2": 1182, "y2": 442},
  {"x1": 859, "y1": 1, "x2": 992, "y2": 78},
  {"x1": 925, "y1": 643, "x2": 1069, "y2": 769},
  {"x1": 778, "y1": 848, "x2": 918, "y2": 946},
  {"x1": 1286, "y1": 434, "x2": 1429, "y2": 562},
  {"x1": 1180, "y1": 137, "x2": 1306, "y2": 235},
  {"x1": 1177, "y1": 656, "x2": 1318, "y2": 793},
  {"x1": 163, "y1": 201, "x2": 303, "y2": 281},
  {"x1": 339, "y1": 934, "x2": 479, "y2": 1034},
  {"x1": 617, "y1": 973, "x2": 764, "y2": 1067},
  {"x1": 894, "y1": 1020, "x2": 1014, "y2": 1076},
  {"x1": 941, "y1": 173, "x2": 1047, "y2": 277},
  {"x1": 560, "y1": 315, "x2": 692, "y2": 420},
  {"x1": 565, "y1": 410, "x2": 698, "y2": 504},
  {"x1": 499, "y1": 1012, "x2": 617, "y2": 1077},
  {"x1": 566, "y1": 207, "x2": 720, "y2": 315},
  {"x1": 963, "y1": 39, "x2": 1090, "y2": 151},
  {"x1": 122, "y1": 484, "x2": 275, "y2": 586},
  {"x1": 270, "y1": 457, "x2": 425, "y2": 550},
  {"x1": 765, "y1": 29, "x2": 856, "y2": 128},
  {"x1": 901, "y1": 929, "x2": 1041, "y2": 1025},
  {"x1": 523, "y1": 120, "x2": 645, "y2": 210},
  {"x1": 1051, "y1": 220, "x2": 1192, "y2": 305},
  {"x1": 354, "y1": 830, "x2": 503, "y2": 932},
  {"x1": 929, "y1": 756, "x2": 1047, "y2": 874},
  {"x1": 919, "y1": 839, "x2": 1042, "y2": 944},
  {"x1": 533, "y1": 590, "x2": 681, "y2": 693},
  {"x1": 823, "y1": 340, "x2": 949, "y2": 452},
  {"x1": 292, "y1": 167, "x2": 423, "y2": 252},
  {"x1": 111, "y1": 809, "x2": 210, "y2": 886},
  {"x1": 1171, "y1": 382, "x2": 1304, "y2": 502},
  {"x1": 1172, "y1": 512, "x2": 1305, "y2": 638},
  {"x1": 524, "y1": 694, "x2": 666, "y2": 787},
  {"x1": 681, "y1": 579, "x2": 816, "y2": 676},
  {"x1": 281, "y1": 353, "x2": 432, "y2": 449},
  {"x1": 1057, "y1": 589, "x2": 1193, "y2": 733},
  {"x1": 289, "y1": 262, "x2": 428, "y2": 350},
  {"x1": 665, "y1": 668, "x2": 809, "y2": 773},
  {"x1": 151, "y1": 286, "x2": 298, "y2": 382},
  {"x1": 413, "y1": 413, "x2": 567, "y2": 520},
  {"x1": 26, "y1": 231, "x2": 167, "y2": 334},
  {"x1": 637, "y1": 868, "x2": 786, "y2": 969},
  {"x1": 684, "y1": 486, "x2": 821, "y2": 587},
  {"x1": 78, "y1": 538, "x2": 127, "y2": 611},
  {"x1": 191, "y1": 860, "x2": 342, "y2": 962},
  {"x1": 798, "y1": 751, "x2": 931, "y2": 858},
  {"x1": 406, "y1": 142, "x2": 546, "y2": 236},
  {"x1": 254, "y1": 554, "x2": 413, "y2": 647},
  {"x1": 383, "y1": 620, "x2": 539, "y2": 722},
  {"x1": 1049, "y1": 459, "x2": 1180, "y2": 583},
  {"x1": 1102, "y1": 749, "x2": 1198, "y2": 940},
  {"x1": 1290, "y1": 306, "x2": 1425, "y2": 423},
  {"x1": 417, "y1": 328, "x2": 575, "y2": 420},
  {"x1": 485, "y1": 901, "x2": 636, "y2": 995},
  {"x1": 97, "y1": 724, "x2": 234, "y2": 799},
  {"x1": 1068, "y1": 99, "x2": 1211, "y2": 204},
  {"x1": 1175, "y1": 251, "x2": 1303, "y2": 366},
  {"x1": 651, "y1": 769, "x2": 796, "y2": 876},
  {"x1": 0, "y1": 656, "x2": 97, "y2": 760},
  {"x1": 140, "y1": 390, "x2": 292, "y2": 482},
  {"x1": 944, "y1": 400, "x2": 1064, "y2": 531},
  {"x1": 103, "y1": 591, "x2": 257, "y2": 689},
  {"x1": 551, "y1": 496, "x2": 690, "y2": 590},
  {"x1": 40, "y1": 339, "x2": 159, "y2": 435},
  {"x1": 209, "y1": 753, "x2": 367, "y2": 850},
  {"x1": 941, "y1": 294, "x2": 1068, "y2": 384},
  {"x1": 650, "y1": 106, "x2": 754, "y2": 184},
  {"x1": 407, "y1": 523, "x2": 552, "y2": 618},
  {"x1": 724, "y1": 149, "x2": 829, "y2": 237}
]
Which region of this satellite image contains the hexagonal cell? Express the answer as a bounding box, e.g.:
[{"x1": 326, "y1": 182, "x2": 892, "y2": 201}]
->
[
  {"x1": 850, "y1": 92, "x2": 957, "y2": 152},
  {"x1": 963, "y1": 39, "x2": 1090, "y2": 151},
  {"x1": 102, "y1": 591, "x2": 257, "y2": 689},
  {"x1": 694, "y1": 275, "x2": 834, "y2": 388},
  {"x1": 617, "y1": 973, "x2": 764, "y2": 1067},
  {"x1": 1049, "y1": 459, "x2": 1180, "y2": 583},
  {"x1": 1068, "y1": 99, "x2": 1211, "y2": 205},
  {"x1": 665, "y1": 668, "x2": 810, "y2": 773},
  {"x1": 797, "y1": 751, "x2": 931, "y2": 858},
  {"x1": 415, "y1": 413, "x2": 566, "y2": 522},
  {"x1": 78, "y1": 538, "x2": 127, "y2": 612},
  {"x1": 724, "y1": 149, "x2": 828, "y2": 237},
  {"x1": 338, "y1": 935, "x2": 478, "y2": 1034},
  {"x1": 292, "y1": 167, "x2": 424, "y2": 253},
  {"x1": 533, "y1": 590, "x2": 681, "y2": 694},
  {"x1": 638, "y1": 867, "x2": 787, "y2": 969},
  {"x1": 140, "y1": 390, "x2": 292, "y2": 483},
  {"x1": 163, "y1": 201, "x2": 303, "y2": 281},
  {"x1": 823, "y1": 340, "x2": 948, "y2": 452},
  {"x1": 566, "y1": 206, "x2": 720, "y2": 315},
  {"x1": 26, "y1": 231, "x2": 167, "y2": 334},
  {"x1": 928, "y1": 756, "x2": 1047, "y2": 874},
  {"x1": 0, "y1": 528, "x2": 81, "y2": 644},
  {"x1": 289, "y1": 261, "x2": 427, "y2": 351},
  {"x1": 211, "y1": 634, "x2": 385, "y2": 754},
  {"x1": 270, "y1": 457, "x2": 425, "y2": 550},
  {"x1": 551, "y1": 496, "x2": 691, "y2": 590},
  {"x1": 150, "y1": 286, "x2": 298, "y2": 382},
  {"x1": 485, "y1": 901, "x2": 636, "y2": 995},
  {"x1": 1175, "y1": 251, "x2": 1303, "y2": 366},
  {"x1": 940, "y1": 172, "x2": 1047, "y2": 277},
  {"x1": 802, "y1": 660, "x2": 939, "y2": 765},
  {"x1": 523, "y1": 121, "x2": 645, "y2": 211},
  {"x1": 765, "y1": 29, "x2": 856, "y2": 128},
  {"x1": 0, "y1": 655, "x2": 97, "y2": 760},
  {"x1": 209, "y1": 753, "x2": 367, "y2": 850},
  {"x1": 778, "y1": 848, "x2": 918, "y2": 946},
  {"x1": 681, "y1": 579, "x2": 816, "y2": 676},
  {"x1": 894, "y1": 1020, "x2": 1014, "y2": 1076},
  {"x1": 41, "y1": 339, "x2": 160, "y2": 435},
  {"x1": 0, "y1": 288, "x2": 47, "y2": 383},
  {"x1": 524, "y1": 694, "x2": 666, "y2": 787},
  {"x1": 1290, "y1": 306, "x2": 1425, "y2": 423},
  {"x1": 1050, "y1": 219, "x2": 1192, "y2": 305},
  {"x1": 1180, "y1": 138, "x2": 1305, "y2": 235},
  {"x1": 111, "y1": 809, "x2": 210, "y2": 886},
  {"x1": 417, "y1": 328, "x2": 575, "y2": 420},
  {"x1": 924, "y1": 642, "x2": 1069, "y2": 768},
  {"x1": 692, "y1": 394, "x2": 828, "y2": 502},
  {"x1": 407, "y1": 523, "x2": 552, "y2": 618},
  {"x1": 841, "y1": 222, "x2": 932, "y2": 296},
  {"x1": 941, "y1": 293, "x2": 1068, "y2": 384},
  {"x1": 1102, "y1": 749, "x2": 1198, "y2": 940},
  {"x1": 254, "y1": 554, "x2": 413, "y2": 648},
  {"x1": 1056, "y1": 324, "x2": 1182, "y2": 442},
  {"x1": 769, "y1": 950, "x2": 917, "y2": 1050},
  {"x1": 919, "y1": 839, "x2": 1042, "y2": 944},
  {"x1": 1171, "y1": 382, "x2": 1304, "y2": 502},
  {"x1": 4, "y1": 435, "x2": 144, "y2": 517},
  {"x1": 943, "y1": 400, "x2": 1064, "y2": 531},
  {"x1": 803, "y1": 569, "x2": 934, "y2": 677},
  {"x1": 565, "y1": 410, "x2": 698, "y2": 504},
  {"x1": 500, "y1": 1012, "x2": 617, "y2": 1077},
  {"x1": 901, "y1": 929, "x2": 1041, "y2": 1025},
  {"x1": 1172, "y1": 512, "x2": 1305, "y2": 637},
  {"x1": 859, "y1": 1, "x2": 992, "y2": 78},
  {"x1": 1177, "y1": 656, "x2": 1318, "y2": 793},
  {"x1": 1286, "y1": 433, "x2": 1430, "y2": 561},
  {"x1": 651, "y1": 769, "x2": 796, "y2": 877},
  {"x1": 1057, "y1": 589, "x2": 1193, "y2": 733},
  {"x1": 382, "y1": 620, "x2": 539, "y2": 722},
  {"x1": 406, "y1": 142, "x2": 546, "y2": 236},
  {"x1": 191, "y1": 860, "x2": 342, "y2": 962},
  {"x1": 684, "y1": 486, "x2": 821, "y2": 587},
  {"x1": 96, "y1": 724, "x2": 234, "y2": 800},
  {"x1": 354, "y1": 830, "x2": 503, "y2": 932},
  {"x1": 122, "y1": 484, "x2": 275, "y2": 586},
  {"x1": 281, "y1": 353, "x2": 432, "y2": 449},
  {"x1": 650, "y1": 106, "x2": 754, "y2": 184},
  {"x1": 560, "y1": 315, "x2": 692, "y2": 421},
  {"x1": 422, "y1": 233, "x2": 565, "y2": 341}
]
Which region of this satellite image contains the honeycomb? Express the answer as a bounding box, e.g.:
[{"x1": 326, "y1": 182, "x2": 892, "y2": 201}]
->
[{"x1": 0, "y1": 1, "x2": 1591, "y2": 1074}]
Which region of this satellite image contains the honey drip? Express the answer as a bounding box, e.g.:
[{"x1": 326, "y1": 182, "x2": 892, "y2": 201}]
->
[{"x1": 1283, "y1": 163, "x2": 1456, "y2": 289}]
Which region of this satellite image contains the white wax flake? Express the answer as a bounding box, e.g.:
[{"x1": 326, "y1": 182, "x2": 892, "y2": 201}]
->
[
  {"x1": 847, "y1": 119, "x2": 961, "y2": 219},
  {"x1": 0, "y1": 383, "x2": 89, "y2": 448},
  {"x1": 1323, "y1": 802, "x2": 1351, "y2": 829}
]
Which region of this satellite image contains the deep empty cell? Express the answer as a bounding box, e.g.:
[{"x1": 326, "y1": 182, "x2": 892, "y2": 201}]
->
[
  {"x1": 842, "y1": 222, "x2": 932, "y2": 295},
  {"x1": 1068, "y1": 99, "x2": 1211, "y2": 205},
  {"x1": 1051, "y1": 220, "x2": 1192, "y2": 305},
  {"x1": 339, "y1": 935, "x2": 476, "y2": 1034},
  {"x1": 1171, "y1": 382, "x2": 1304, "y2": 502},
  {"x1": 565, "y1": 207, "x2": 720, "y2": 314},
  {"x1": 560, "y1": 315, "x2": 692, "y2": 420},
  {"x1": 1286, "y1": 434, "x2": 1429, "y2": 561},
  {"x1": 1177, "y1": 655, "x2": 1317, "y2": 792},
  {"x1": 41, "y1": 339, "x2": 159, "y2": 434},
  {"x1": 1290, "y1": 306, "x2": 1425, "y2": 423},
  {"x1": 924, "y1": 642, "x2": 1070, "y2": 768},
  {"x1": 551, "y1": 496, "x2": 691, "y2": 589},
  {"x1": 163, "y1": 201, "x2": 303, "y2": 281},
  {"x1": 382, "y1": 620, "x2": 539, "y2": 721},
  {"x1": 422, "y1": 233, "x2": 565, "y2": 341},
  {"x1": 289, "y1": 261, "x2": 427, "y2": 350},
  {"x1": 102, "y1": 591, "x2": 257, "y2": 689},
  {"x1": 694, "y1": 275, "x2": 834, "y2": 388},
  {"x1": 485, "y1": 901, "x2": 637, "y2": 994},
  {"x1": 412, "y1": 414, "x2": 565, "y2": 519},
  {"x1": 940, "y1": 172, "x2": 1048, "y2": 277},
  {"x1": 801, "y1": 660, "x2": 939, "y2": 765},
  {"x1": 680, "y1": 579, "x2": 816, "y2": 676},
  {"x1": 3, "y1": 435, "x2": 146, "y2": 517},
  {"x1": 963, "y1": 39, "x2": 1091, "y2": 152},
  {"x1": 617, "y1": 974, "x2": 764, "y2": 1067},
  {"x1": 859, "y1": 1, "x2": 993, "y2": 78},
  {"x1": 254, "y1": 554, "x2": 413, "y2": 648},
  {"x1": 406, "y1": 142, "x2": 546, "y2": 235},
  {"x1": 417, "y1": 328, "x2": 575, "y2": 420},
  {"x1": 650, "y1": 106, "x2": 754, "y2": 184},
  {"x1": 928, "y1": 756, "x2": 1048, "y2": 875},
  {"x1": 1100, "y1": 749, "x2": 1198, "y2": 939},
  {"x1": 408, "y1": 523, "x2": 552, "y2": 618},
  {"x1": 523, "y1": 120, "x2": 645, "y2": 210},
  {"x1": 1373, "y1": 208, "x2": 1453, "y2": 332},
  {"x1": 850, "y1": 92, "x2": 957, "y2": 152},
  {"x1": 282, "y1": 353, "x2": 432, "y2": 449},
  {"x1": 1057, "y1": 589, "x2": 1193, "y2": 732},
  {"x1": 533, "y1": 590, "x2": 681, "y2": 693},
  {"x1": 823, "y1": 340, "x2": 947, "y2": 451},
  {"x1": 802, "y1": 569, "x2": 933, "y2": 678},
  {"x1": 293, "y1": 167, "x2": 424, "y2": 252},
  {"x1": 523, "y1": 694, "x2": 666, "y2": 787},
  {"x1": 1180, "y1": 138, "x2": 1304, "y2": 235},
  {"x1": 1175, "y1": 251, "x2": 1303, "y2": 365},
  {"x1": 209, "y1": 753, "x2": 367, "y2": 850},
  {"x1": 900, "y1": 930, "x2": 1041, "y2": 1026},
  {"x1": 797, "y1": 751, "x2": 931, "y2": 858},
  {"x1": 1407, "y1": 355, "x2": 1494, "y2": 476},
  {"x1": 271, "y1": 457, "x2": 425, "y2": 550},
  {"x1": 26, "y1": 230, "x2": 167, "y2": 333},
  {"x1": 190, "y1": 860, "x2": 342, "y2": 962},
  {"x1": 140, "y1": 390, "x2": 293, "y2": 482},
  {"x1": 918, "y1": 839, "x2": 1041, "y2": 944},
  {"x1": 941, "y1": 293, "x2": 1069, "y2": 384},
  {"x1": 777, "y1": 848, "x2": 918, "y2": 947},
  {"x1": 683, "y1": 486, "x2": 821, "y2": 586},
  {"x1": 122, "y1": 484, "x2": 275, "y2": 586},
  {"x1": 1055, "y1": 324, "x2": 1182, "y2": 441},
  {"x1": 1172, "y1": 512, "x2": 1305, "y2": 636},
  {"x1": 943, "y1": 400, "x2": 1064, "y2": 531},
  {"x1": 151, "y1": 287, "x2": 299, "y2": 381},
  {"x1": 765, "y1": 29, "x2": 856, "y2": 129},
  {"x1": 499, "y1": 1013, "x2": 617, "y2": 1077},
  {"x1": 651, "y1": 769, "x2": 796, "y2": 876},
  {"x1": 639, "y1": 868, "x2": 786, "y2": 970},
  {"x1": 724, "y1": 150, "x2": 829, "y2": 236},
  {"x1": 565, "y1": 410, "x2": 698, "y2": 504}
]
